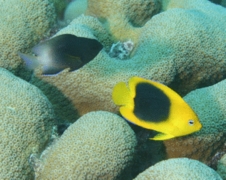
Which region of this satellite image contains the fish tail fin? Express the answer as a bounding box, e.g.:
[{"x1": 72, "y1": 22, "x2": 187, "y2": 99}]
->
[
  {"x1": 112, "y1": 82, "x2": 132, "y2": 106},
  {"x1": 18, "y1": 52, "x2": 39, "y2": 70}
]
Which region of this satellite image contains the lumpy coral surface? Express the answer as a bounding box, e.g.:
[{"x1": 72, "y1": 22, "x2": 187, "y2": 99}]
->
[
  {"x1": 134, "y1": 158, "x2": 222, "y2": 180},
  {"x1": 0, "y1": 0, "x2": 59, "y2": 79},
  {"x1": 31, "y1": 0, "x2": 226, "y2": 122},
  {"x1": 164, "y1": 79, "x2": 226, "y2": 165},
  {"x1": 1, "y1": 0, "x2": 226, "y2": 179},
  {"x1": 0, "y1": 68, "x2": 55, "y2": 179},
  {"x1": 35, "y1": 111, "x2": 137, "y2": 180}
]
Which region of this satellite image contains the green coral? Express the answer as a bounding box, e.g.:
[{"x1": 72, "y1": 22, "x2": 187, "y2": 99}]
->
[
  {"x1": 49, "y1": 0, "x2": 68, "y2": 18},
  {"x1": 217, "y1": 154, "x2": 226, "y2": 180},
  {"x1": 162, "y1": 0, "x2": 226, "y2": 11},
  {"x1": 35, "y1": 111, "x2": 137, "y2": 180},
  {"x1": 0, "y1": 0, "x2": 59, "y2": 79},
  {"x1": 64, "y1": 0, "x2": 88, "y2": 23},
  {"x1": 164, "y1": 79, "x2": 226, "y2": 165},
  {"x1": 0, "y1": 68, "x2": 55, "y2": 179},
  {"x1": 86, "y1": 0, "x2": 161, "y2": 32},
  {"x1": 31, "y1": 0, "x2": 226, "y2": 122},
  {"x1": 184, "y1": 79, "x2": 226, "y2": 135},
  {"x1": 134, "y1": 158, "x2": 222, "y2": 180}
]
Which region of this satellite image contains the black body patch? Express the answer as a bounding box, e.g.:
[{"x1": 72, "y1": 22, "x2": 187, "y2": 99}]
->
[{"x1": 133, "y1": 82, "x2": 170, "y2": 122}]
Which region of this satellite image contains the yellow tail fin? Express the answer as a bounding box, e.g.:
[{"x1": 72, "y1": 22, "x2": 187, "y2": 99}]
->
[{"x1": 112, "y1": 82, "x2": 132, "y2": 106}]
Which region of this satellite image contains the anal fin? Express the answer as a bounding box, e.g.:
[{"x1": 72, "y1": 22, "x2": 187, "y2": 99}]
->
[{"x1": 150, "y1": 133, "x2": 175, "y2": 141}]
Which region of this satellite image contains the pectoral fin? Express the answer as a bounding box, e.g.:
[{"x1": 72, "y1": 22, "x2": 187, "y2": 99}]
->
[
  {"x1": 64, "y1": 54, "x2": 83, "y2": 70},
  {"x1": 112, "y1": 82, "x2": 131, "y2": 106}
]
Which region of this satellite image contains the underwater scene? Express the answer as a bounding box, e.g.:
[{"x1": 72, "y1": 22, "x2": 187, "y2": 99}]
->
[{"x1": 0, "y1": 0, "x2": 226, "y2": 179}]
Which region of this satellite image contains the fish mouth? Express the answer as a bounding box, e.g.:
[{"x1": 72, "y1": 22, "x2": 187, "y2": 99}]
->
[{"x1": 18, "y1": 52, "x2": 39, "y2": 70}]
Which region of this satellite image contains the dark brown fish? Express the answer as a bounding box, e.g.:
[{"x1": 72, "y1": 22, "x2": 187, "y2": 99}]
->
[{"x1": 18, "y1": 34, "x2": 103, "y2": 75}]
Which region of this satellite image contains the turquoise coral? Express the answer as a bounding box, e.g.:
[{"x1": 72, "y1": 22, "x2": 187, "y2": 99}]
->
[
  {"x1": 217, "y1": 154, "x2": 226, "y2": 180},
  {"x1": 0, "y1": 68, "x2": 55, "y2": 179},
  {"x1": 0, "y1": 0, "x2": 62, "y2": 79},
  {"x1": 31, "y1": 0, "x2": 226, "y2": 122},
  {"x1": 64, "y1": 0, "x2": 87, "y2": 23},
  {"x1": 164, "y1": 79, "x2": 226, "y2": 165},
  {"x1": 0, "y1": 0, "x2": 226, "y2": 178},
  {"x1": 134, "y1": 158, "x2": 222, "y2": 180},
  {"x1": 34, "y1": 111, "x2": 137, "y2": 180}
]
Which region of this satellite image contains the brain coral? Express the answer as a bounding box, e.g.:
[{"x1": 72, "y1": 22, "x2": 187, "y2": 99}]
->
[
  {"x1": 217, "y1": 154, "x2": 226, "y2": 180},
  {"x1": 49, "y1": 0, "x2": 68, "y2": 18},
  {"x1": 0, "y1": 68, "x2": 55, "y2": 179},
  {"x1": 64, "y1": 0, "x2": 88, "y2": 23},
  {"x1": 162, "y1": 0, "x2": 226, "y2": 11},
  {"x1": 0, "y1": 0, "x2": 61, "y2": 79},
  {"x1": 30, "y1": 0, "x2": 226, "y2": 122},
  {"x1": 134, "y1": 158, "x2": 222, "y2": 180},
  {"x1": 164, "y1": 79, "x2": 226, "y2": 166},
  {"x1": 86, "y1": 0, "x2": 161, "y2": 38},
  {"x1": 34, "y1": 111, "x2": 137, "y2": 180}
]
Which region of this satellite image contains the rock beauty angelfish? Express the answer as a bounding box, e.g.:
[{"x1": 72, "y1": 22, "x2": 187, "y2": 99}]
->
[{"x1": 112, "y1": 76, "x2": 202, "y2": 141}]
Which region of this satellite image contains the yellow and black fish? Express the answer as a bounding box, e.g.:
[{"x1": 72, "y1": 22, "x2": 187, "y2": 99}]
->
[
  {"x1": 18, "y1": 34, "x2": 103, "y2": 75},
  {"x1": 112, "y1": 76, "x2": 202, "y2": 140}
]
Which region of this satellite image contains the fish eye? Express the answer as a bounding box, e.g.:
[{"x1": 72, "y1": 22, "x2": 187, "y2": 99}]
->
[{"x1": 188, "y1": 119, "x2": 194, "y2": 126}]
